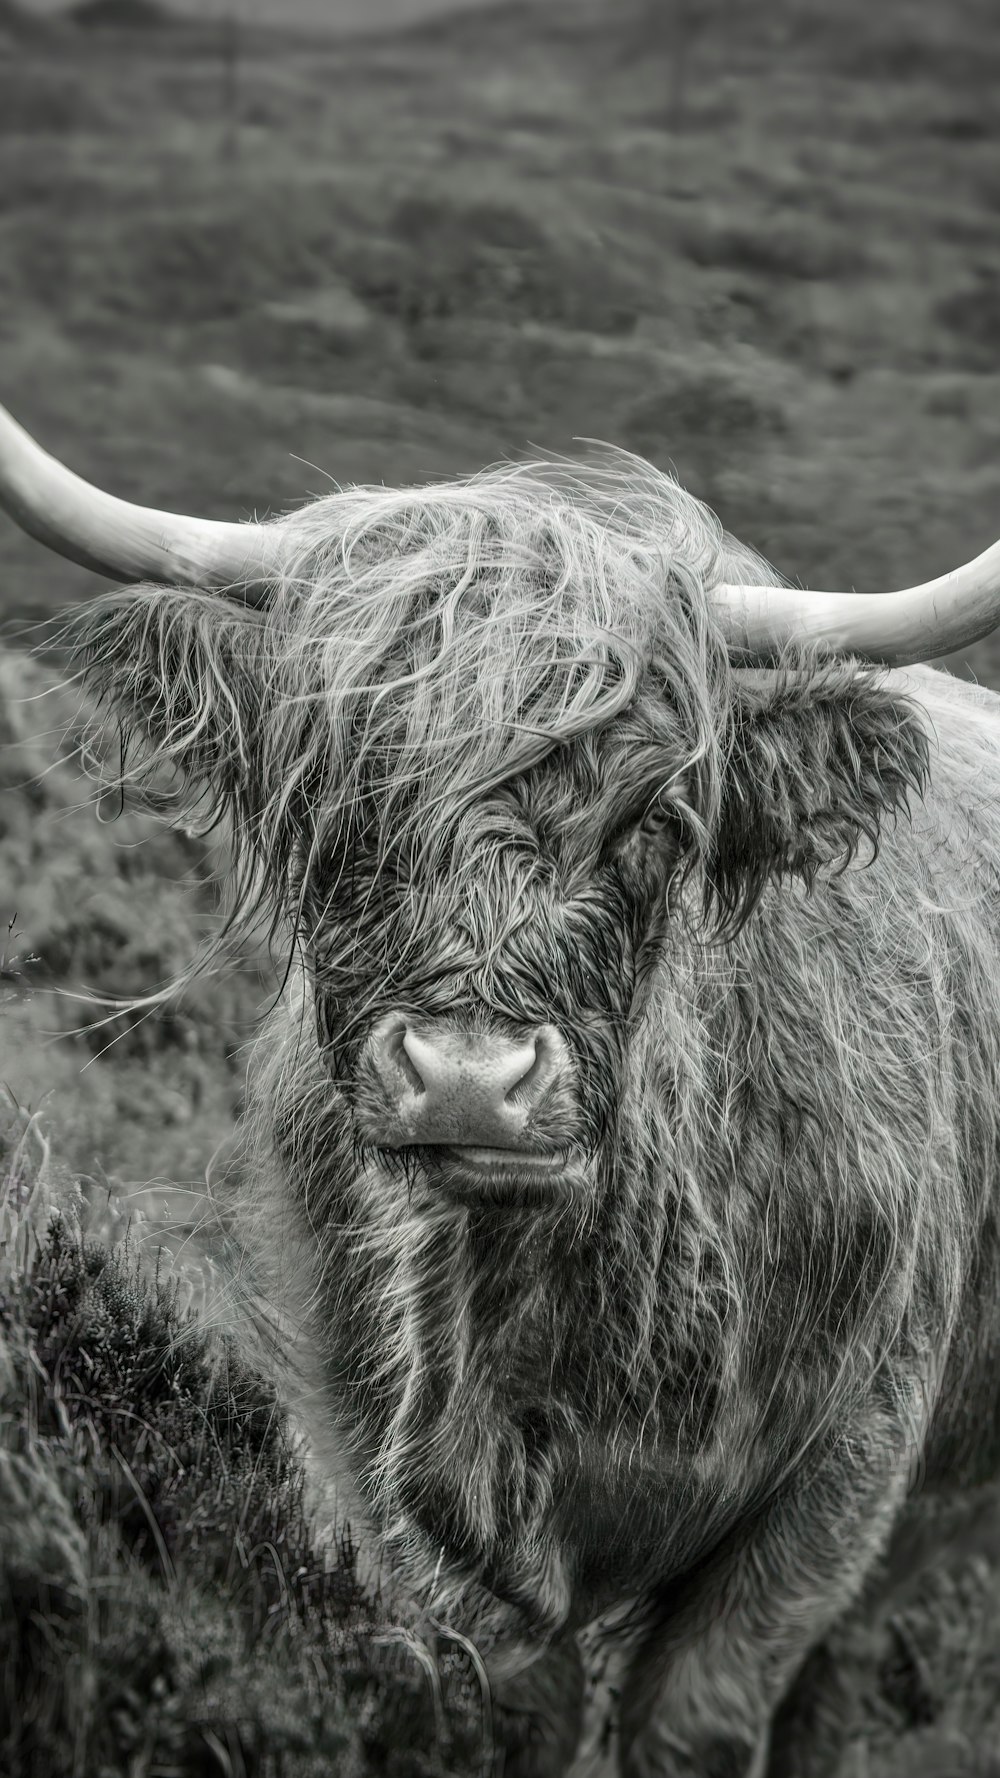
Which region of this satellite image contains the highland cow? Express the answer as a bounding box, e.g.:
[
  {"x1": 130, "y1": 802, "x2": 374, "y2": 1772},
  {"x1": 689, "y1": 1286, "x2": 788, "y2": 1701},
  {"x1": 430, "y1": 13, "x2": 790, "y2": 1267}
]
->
[{"x1": 5, "y1": 396, "x2": 1000, "y2": 1778}]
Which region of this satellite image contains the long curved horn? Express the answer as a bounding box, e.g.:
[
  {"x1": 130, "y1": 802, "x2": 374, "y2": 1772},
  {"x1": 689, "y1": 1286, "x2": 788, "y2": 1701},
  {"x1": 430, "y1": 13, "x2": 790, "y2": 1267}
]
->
[
  {"x1": 6, "y1": 398, "x2": 998, "y2": 662},
  {"x1": 713, "y1": 539, "x2": 1000, "y2": 667},
  {"x1": 0, "y1": 401, "x2": 283, "y2": 599}
]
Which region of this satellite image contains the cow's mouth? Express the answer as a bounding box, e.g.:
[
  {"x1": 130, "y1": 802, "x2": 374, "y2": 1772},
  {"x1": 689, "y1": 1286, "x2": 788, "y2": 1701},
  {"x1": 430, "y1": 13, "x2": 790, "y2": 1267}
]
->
[{"x1": 412, "y1": 1143, "x2": 576, "y2": 1208}]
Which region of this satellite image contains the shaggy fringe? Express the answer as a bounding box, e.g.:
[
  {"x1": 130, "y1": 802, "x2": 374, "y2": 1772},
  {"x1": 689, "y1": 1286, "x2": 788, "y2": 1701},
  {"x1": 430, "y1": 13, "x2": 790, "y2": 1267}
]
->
[{"x1": 57, "y1": 446, "x2": 777, "y2": 1011}]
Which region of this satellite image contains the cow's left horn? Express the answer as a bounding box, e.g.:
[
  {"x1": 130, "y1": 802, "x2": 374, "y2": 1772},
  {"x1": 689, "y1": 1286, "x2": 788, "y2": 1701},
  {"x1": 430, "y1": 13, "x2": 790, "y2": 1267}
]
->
[
  {"x1": 713, "y1": 537, "x2": 1000, "y2": 667},
  {"x1": 0, "y1": 401, "x2": 283, "y2": 599}
]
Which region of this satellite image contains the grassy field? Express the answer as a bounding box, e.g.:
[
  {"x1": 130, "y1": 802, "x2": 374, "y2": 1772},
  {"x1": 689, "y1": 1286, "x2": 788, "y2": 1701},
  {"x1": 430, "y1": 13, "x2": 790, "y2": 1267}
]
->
[{"x1": 3, "y1": 0, "x2": 1000, "y2": 1772}]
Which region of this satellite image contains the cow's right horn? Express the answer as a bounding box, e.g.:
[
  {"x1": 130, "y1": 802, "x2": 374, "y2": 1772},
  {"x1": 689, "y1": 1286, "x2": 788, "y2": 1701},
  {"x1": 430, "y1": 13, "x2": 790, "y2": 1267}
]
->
[{"x1": 0, "y1": 400, "x2": 283, "y2": 601}]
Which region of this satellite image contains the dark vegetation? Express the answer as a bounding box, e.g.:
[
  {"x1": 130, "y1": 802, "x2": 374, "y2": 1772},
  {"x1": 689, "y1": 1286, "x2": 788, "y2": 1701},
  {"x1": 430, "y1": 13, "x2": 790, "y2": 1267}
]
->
[
  {"x1": 2, "y1": 0, "x2": 1000, "y2": 1771},
  {"x1": 0, "y1": 1106, "x2": 485, "y2": 1778}
]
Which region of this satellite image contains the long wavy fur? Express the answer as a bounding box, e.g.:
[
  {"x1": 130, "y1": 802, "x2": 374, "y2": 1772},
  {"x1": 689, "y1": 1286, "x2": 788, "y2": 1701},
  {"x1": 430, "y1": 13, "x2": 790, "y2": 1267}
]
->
[
  {"x1": 64, "y1": 449, "x2": 776, "y2": 974},
  {"x1": 57, "y1": 448, "x2": 1000, "y2": 1743}
]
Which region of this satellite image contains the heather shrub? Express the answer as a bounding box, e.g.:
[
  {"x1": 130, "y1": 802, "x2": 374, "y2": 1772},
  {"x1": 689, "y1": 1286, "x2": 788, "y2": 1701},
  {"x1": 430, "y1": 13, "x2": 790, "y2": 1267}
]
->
[{"x1": 0, "y1": 1106, "x2": 485, "y2": 1778}]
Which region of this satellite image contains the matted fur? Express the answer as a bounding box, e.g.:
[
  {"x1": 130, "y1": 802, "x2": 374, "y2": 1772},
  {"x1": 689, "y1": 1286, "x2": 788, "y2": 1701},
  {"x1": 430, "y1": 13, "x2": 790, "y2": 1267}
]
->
[
  {"x1": 61, "y1": 448, "x2": 1000, "y2": 1778},
  {"x1": 67, "y1": 452, "x2": 775, "y2": 979}
]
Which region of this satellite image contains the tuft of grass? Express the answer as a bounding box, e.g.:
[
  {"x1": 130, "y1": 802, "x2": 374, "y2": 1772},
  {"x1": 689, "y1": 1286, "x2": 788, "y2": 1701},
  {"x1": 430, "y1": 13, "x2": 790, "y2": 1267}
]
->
[{"x1": 0, "y1": 648, "x2": 268, "y2": 1187}]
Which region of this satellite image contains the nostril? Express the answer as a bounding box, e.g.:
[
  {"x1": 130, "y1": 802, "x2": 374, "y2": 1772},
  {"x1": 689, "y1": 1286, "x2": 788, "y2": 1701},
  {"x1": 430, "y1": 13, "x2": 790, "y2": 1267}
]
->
[
  {"x1": 504, "y1": 1041, "x2": 540, "y2": 1105},
  {"x1": 371, "y1": 1018, "x2": 426, "y2": 1094},
  {"x1": 504, "y1": 1029, "x2": 557, "y2": 1106},
  {"x1": 395, "y1": 1026, "x2": 427, "y2": 1094}
]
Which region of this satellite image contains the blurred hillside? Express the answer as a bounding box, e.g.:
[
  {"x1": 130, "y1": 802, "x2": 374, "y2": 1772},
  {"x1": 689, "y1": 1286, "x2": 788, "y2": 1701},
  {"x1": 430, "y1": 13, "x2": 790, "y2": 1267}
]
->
[
  {"x1": 1, "y1": 0, "x2": 998, "y2": 676},
  {"x1": 18, "y1": 0, "x2": 536, "y2": 28}
]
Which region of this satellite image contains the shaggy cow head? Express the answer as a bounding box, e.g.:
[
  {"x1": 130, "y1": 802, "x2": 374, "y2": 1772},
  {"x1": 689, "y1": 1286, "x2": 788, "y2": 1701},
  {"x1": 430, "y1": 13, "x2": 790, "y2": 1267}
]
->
[{"x1": 61, "y1": 455, "x2": 929, "y2": 1210}]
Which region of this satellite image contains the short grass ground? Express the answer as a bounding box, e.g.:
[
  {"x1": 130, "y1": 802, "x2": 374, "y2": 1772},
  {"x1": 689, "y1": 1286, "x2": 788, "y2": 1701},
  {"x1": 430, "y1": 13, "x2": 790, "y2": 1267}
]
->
[{"x1": 3, "y1": 1, "x2": 1000, "y2": 1773}]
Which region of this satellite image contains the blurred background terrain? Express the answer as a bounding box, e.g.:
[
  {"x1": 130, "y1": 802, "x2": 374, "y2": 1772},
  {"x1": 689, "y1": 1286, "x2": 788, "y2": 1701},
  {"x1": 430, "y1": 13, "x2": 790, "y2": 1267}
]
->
[
  {"x1": 3, "y1": 0, "x2": 999, "y2": 655},
  {"x1": 2, "y1": 1, "x2": 1000, "y2": 1771},
  {"x1": 18, "y1": 0, "x2": 541, "y2": 29}
]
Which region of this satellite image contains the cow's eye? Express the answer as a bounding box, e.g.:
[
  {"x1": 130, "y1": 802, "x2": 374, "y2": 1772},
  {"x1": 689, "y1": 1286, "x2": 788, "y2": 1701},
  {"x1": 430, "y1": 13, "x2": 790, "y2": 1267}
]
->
[
  {"x1": 603, "y1": 799, "x2": 682, "y2": 868},
  {"x1": 638, "y1": 800, "x2": 681, "y2": 844}
]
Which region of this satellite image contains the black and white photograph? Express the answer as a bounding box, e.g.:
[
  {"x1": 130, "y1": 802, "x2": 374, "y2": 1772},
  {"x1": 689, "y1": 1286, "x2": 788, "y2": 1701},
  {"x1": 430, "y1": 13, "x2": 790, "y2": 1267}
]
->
[{"x1": 2, "y1": 1, "x2": 1000, "y2": 1774}]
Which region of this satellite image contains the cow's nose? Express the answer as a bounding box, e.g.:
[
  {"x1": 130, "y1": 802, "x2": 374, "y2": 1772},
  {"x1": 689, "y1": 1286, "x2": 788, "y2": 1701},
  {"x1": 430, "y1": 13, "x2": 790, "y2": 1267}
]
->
[{"x1": 366, "y1": 1014, "x2": 568, "y2": 1149}]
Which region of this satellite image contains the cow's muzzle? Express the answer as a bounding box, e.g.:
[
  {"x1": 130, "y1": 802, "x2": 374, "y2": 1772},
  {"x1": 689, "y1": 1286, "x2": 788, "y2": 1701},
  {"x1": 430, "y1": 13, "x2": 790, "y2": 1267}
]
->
[{"x1": 357, "y1": 1013, "x2": 581, "y2": 1203}]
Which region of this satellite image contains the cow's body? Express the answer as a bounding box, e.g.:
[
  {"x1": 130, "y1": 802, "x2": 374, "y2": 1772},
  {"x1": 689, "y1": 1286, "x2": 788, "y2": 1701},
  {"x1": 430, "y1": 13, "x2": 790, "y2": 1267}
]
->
[
  {"x1": 235, "y1": 650, "x2": 1000, "y2": 1776},
  {"x1": 28, "y1": 452, "x2": 1000, "y2": 1776}
]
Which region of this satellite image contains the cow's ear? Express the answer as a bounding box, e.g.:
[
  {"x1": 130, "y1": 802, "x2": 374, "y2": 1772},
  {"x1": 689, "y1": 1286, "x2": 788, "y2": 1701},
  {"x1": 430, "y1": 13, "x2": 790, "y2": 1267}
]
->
[
  {"x1": 72, "y1": 586, "x2": 269, "y2": 827},
  {"x1": 705, "y1": 659, "x2": 930, "y2": 936}
]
